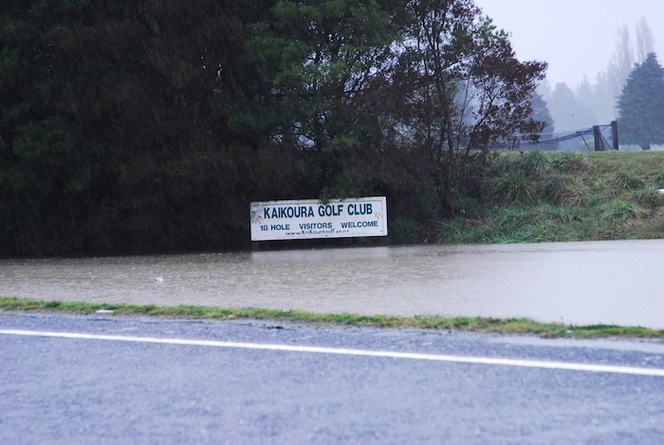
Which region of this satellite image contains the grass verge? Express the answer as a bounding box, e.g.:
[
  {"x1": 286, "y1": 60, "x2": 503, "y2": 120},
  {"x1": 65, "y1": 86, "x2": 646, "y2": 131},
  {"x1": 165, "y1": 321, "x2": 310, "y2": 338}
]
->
[
  {"x1": 2, "y1": 296, "x2": 663, "y2": 340},
  {"x1": 440, "y1": 151, "x2": 664, "y2": 244}
]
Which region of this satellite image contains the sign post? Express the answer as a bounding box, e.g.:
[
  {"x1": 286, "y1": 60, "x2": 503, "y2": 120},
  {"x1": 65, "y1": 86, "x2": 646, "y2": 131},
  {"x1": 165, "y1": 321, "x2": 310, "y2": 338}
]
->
[{"x1": 250, "y1": 197, "x2": 387, "y2": 241}]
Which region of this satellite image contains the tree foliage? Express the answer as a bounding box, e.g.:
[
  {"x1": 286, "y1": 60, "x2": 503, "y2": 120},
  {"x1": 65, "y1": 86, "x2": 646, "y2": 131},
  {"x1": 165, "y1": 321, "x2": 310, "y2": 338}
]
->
[
  {"x1": 548, "y1": 82, "x2": 597, "y2": 132},
  {"x1": 384, "y1": 0, "x2": 546, "y2": 216},
  {"x1": 0, "y1": 0, "x2": 547, "y2": 256},
  {"x1": 618, "y1": 53, "x2": 664, "y2": 150}
]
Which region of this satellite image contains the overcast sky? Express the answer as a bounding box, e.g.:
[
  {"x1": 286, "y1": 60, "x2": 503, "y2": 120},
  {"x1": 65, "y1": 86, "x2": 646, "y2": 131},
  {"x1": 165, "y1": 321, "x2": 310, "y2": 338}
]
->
[{"x1": 475, "y1": 0, "x2": 664, "y2": 89}]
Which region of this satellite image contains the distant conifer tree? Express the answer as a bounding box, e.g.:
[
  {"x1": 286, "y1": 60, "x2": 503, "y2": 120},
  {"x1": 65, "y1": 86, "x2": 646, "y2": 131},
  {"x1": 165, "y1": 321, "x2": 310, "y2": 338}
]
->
[{"x1": 618, "y1": 53, "x2": 664, "y2": 150}]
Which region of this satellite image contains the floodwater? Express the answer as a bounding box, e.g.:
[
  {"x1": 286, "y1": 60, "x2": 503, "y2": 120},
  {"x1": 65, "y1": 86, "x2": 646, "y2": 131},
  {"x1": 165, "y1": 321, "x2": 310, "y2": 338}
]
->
[{"x1": 1, "y1": 240, "x2": 663, "y2": 328}]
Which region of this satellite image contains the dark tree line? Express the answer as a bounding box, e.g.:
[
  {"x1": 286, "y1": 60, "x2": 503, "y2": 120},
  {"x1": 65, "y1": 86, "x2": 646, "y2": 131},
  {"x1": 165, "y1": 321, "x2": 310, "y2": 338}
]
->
[{"x1": 0, "y1": 0, "x2": 546, "y2": 257}]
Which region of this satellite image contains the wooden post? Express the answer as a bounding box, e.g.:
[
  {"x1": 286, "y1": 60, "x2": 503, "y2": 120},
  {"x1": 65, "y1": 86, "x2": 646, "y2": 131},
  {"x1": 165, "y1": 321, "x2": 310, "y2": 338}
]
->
[
  {"x1": 611, "y1": 120, "x2": 619, "y2": 150},
  {"x1": 593, "y1": 126, "x2": 602, "y2": 151}
]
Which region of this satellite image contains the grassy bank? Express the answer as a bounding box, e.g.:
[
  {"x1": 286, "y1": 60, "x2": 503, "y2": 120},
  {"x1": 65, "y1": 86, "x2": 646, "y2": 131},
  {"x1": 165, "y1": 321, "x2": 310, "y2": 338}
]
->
[
  {"x1": 439, "y1": 150, "x2": 664, "y2": 244},
  {"x1": 2, "y1": 297, "x2": 663, "y2": 340}
]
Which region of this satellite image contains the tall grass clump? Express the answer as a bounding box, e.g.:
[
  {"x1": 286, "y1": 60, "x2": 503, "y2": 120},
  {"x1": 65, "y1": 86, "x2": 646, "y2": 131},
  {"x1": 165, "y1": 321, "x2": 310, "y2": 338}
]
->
[
  {"x1": 634, "y1": 187, "x2": 664, "y2": 210},
  {"x1": 552, "y1": 152, "x2": 592, "y2": 174},
  {"x1": 653, "y1": 172, "x2": 664, "y2": 188},
  {"x1": 600, "y1": 201, "x2": 649, "y2": 224},
  {"x1": 489, "y1": 172, "x2": 535, "y2": 204},
  {"x1": 535, "y1": 174, "x2": 589, "y2": 206},
  {"x1": 610, "y1": 171, "x2": 645, "y2": 190},
  {"x1": 517, "y1": 150, "x2": 552, "y2": 177}
]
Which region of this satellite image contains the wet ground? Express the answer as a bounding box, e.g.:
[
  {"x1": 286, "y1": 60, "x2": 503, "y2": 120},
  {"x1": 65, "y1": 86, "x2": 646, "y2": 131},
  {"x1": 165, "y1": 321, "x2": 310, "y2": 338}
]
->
[{"x1": 1, "y1": 240, "x2": 663, "y2": 328}]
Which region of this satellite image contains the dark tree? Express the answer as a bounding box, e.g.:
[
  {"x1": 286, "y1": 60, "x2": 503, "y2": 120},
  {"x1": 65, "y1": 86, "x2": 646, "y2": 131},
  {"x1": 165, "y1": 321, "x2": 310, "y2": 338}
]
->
[
  {"x1": 530, "y1": 92, "x2": 556, "y2": 150},
  {"x1": 618, "y1": 52, "x2": 664, "y2": 150},
  {"x1": 0, "y1": 0, "x2": 97, "y2": 255},
  {"x1": 531, "y1": 93, "x2": 554, "y2": 134},
  {"x1": 226, "y1": 0, "x2": 403, "y2": 202},
  {"x1": 384, "y1": 0, "x2": 547, "y2": 217},
  {"x1": 237, "y1": 0, "x2": 397, "y2": 151},
  {"x1": 548, "y1": 82, "x2": 597, "y2": 132},
  {"x1": 0, "y1": 0, "x2": 552, "y2": 255}
]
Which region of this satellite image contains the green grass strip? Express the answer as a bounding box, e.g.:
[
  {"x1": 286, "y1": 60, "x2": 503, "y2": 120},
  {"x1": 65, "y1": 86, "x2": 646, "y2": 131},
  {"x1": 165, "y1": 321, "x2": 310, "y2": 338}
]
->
[{"x1": 1, "y1": 296, "x2": 663, "y2": 340}]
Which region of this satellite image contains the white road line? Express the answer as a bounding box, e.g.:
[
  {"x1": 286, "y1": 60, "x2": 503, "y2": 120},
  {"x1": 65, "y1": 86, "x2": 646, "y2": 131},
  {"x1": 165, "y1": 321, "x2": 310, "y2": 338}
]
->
[{"x1": 2, "y1": 329, "x2": 664, "y2": 377}]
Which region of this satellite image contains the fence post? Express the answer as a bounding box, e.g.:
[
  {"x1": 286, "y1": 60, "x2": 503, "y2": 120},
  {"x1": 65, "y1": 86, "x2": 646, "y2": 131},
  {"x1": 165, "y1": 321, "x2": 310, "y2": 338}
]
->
[
  {"x1": 611, "y1": 121, "x2": 619, "y2": 150},
  {"x1": 593, "y1": 126, "x2": 602, "y2": 151}
]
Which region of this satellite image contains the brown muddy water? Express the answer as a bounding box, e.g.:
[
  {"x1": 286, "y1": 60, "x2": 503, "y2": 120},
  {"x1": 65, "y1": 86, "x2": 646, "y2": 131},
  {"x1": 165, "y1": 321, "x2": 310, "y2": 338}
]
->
[{"x1": 1, "y1": 240, "x2": 663, "y2": 328}]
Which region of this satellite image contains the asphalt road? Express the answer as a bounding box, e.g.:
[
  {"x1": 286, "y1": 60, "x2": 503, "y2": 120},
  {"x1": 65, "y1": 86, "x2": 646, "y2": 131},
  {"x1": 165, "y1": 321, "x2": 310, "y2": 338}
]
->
[{"x1": 1, "y1": 312, "x2": 663, "y2": 444}]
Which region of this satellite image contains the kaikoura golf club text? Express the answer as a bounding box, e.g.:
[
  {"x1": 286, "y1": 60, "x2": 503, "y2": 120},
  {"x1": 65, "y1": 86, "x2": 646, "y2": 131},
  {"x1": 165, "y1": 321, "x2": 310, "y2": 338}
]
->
[
  {"x1": 258, "y1": 203, "x2": 377, "y2": 232},
  {"x1": 261, "y1": 203, "x2": 373, "y2": 219},
  {"x1": 250, "y1": 197, "x2": 387, "y2": 241}
]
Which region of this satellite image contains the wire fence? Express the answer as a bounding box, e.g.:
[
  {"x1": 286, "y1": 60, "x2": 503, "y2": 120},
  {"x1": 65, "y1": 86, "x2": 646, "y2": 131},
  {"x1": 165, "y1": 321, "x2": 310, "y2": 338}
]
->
[{"x1": 518, "y1": 121, "x2": 619, "y2": 152}]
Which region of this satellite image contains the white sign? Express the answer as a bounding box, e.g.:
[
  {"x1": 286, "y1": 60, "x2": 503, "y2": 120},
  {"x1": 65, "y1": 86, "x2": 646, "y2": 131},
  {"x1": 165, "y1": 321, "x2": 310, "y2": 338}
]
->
[{"x1": 250, "y1": 197, "x2": 387, "y2": 241}]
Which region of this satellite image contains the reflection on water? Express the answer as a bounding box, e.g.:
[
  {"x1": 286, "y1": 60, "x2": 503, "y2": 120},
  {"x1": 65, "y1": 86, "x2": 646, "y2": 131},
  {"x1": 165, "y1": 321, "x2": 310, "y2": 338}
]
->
[{"x1": 1, "y1": 240, "x2": 664, "y2": 328}]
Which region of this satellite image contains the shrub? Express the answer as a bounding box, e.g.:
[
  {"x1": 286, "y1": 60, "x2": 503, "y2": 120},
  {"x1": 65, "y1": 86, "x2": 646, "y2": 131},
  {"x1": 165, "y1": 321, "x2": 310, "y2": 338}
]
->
[
  {"x1": 437, "y1": 218, "x2": 465, "y2": 243},
  {"x1": 388, "y1": 217, "x2": 422, "y2": 244}
]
